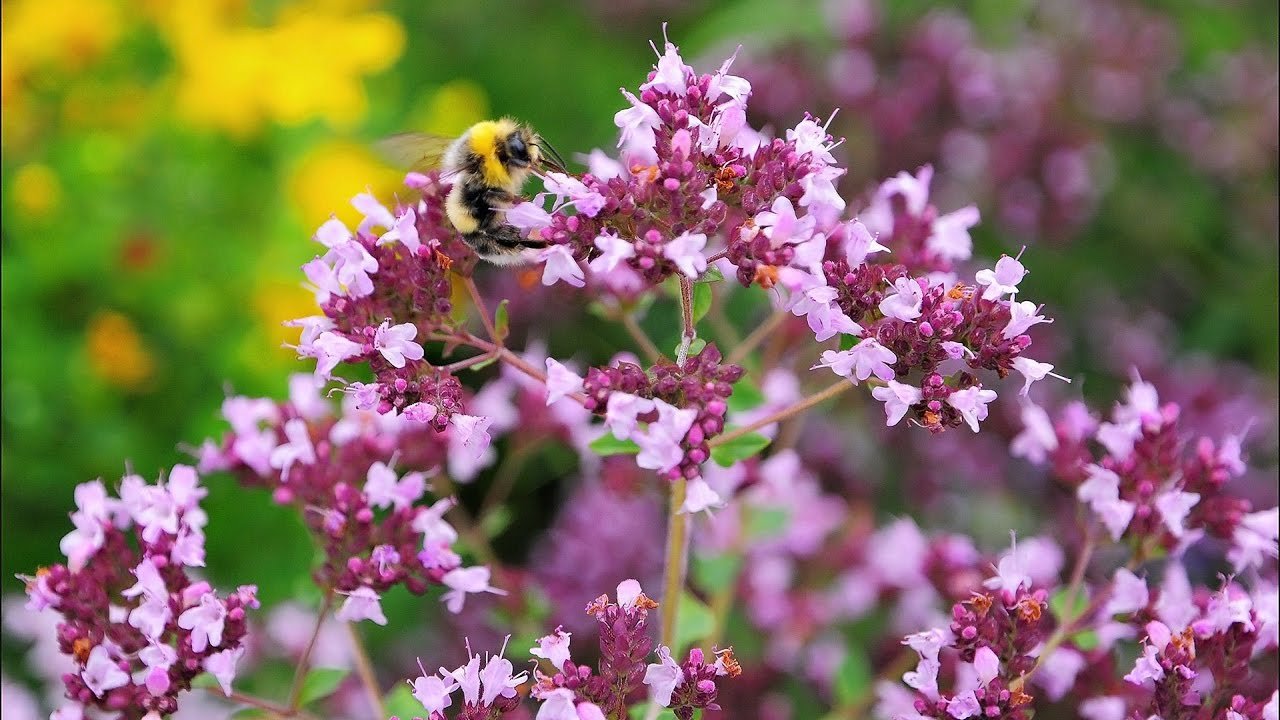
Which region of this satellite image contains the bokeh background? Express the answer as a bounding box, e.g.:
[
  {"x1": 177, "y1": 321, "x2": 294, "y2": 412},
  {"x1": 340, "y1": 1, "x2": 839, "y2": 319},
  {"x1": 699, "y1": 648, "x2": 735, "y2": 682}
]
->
[{"x1": 2, "y1": 0, "x2": 1276, "y2": 713}]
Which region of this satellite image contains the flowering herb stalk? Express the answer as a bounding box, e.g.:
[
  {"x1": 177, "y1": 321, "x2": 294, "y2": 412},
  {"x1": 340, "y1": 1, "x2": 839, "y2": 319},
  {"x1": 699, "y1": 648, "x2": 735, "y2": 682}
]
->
[{"x1": 11, "y1": 26, "x2": 1275, "y2": 720}]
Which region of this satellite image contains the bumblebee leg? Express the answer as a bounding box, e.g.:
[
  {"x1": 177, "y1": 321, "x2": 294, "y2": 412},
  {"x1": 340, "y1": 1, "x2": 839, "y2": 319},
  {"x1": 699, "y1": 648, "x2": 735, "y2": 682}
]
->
[
  {"x1": 464, "y1": 225, "x2": 547, "y2": 265},
  {"x1": 482, "y1": 188, "x2": 522, "y2": 208}
]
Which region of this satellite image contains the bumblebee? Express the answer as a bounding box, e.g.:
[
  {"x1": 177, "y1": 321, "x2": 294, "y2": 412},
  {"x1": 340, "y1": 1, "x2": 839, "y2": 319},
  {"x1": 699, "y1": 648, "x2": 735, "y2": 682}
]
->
[{"x1": 377, "y1": 118, "x2": 568, "y2": 265}]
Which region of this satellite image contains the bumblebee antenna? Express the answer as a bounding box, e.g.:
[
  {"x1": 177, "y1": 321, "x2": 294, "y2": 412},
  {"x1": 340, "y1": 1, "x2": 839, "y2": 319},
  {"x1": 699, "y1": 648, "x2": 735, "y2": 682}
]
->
[{"x1": 536, "y1": 137, "x2": 570, "y2": 174}]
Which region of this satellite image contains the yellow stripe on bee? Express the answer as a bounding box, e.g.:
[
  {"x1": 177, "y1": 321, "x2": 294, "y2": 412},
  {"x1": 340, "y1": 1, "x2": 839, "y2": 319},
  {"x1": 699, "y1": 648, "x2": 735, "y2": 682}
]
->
[
  {"x1": 467, "y1": 120, "x2": 512, "y2": 188},
  {"x1": 446, "y1": 190, "x2": 479, "y2": 233}
]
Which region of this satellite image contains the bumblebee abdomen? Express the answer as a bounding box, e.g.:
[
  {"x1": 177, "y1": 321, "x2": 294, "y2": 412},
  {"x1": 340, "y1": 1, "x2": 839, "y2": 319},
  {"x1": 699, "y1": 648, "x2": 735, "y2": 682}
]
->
[{"x1": 445, "y1": 185, "x2": 480, "y2": 235}]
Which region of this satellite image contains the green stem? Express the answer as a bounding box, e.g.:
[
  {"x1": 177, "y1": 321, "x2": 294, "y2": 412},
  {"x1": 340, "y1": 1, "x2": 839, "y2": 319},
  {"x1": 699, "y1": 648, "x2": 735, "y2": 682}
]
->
[
  {"x1": 1010, "y1": 526, "x2": 1098, "y2": 691},
  {"x1": 726, "y1": 310, "x2": 786, "y2": 366},
  {"x1": 711, "y1": 379, "x2": 852, "y2": 447},
  {"x1": 659, "y1": 477, "x2": 690, "y2": 649},
  {"x1": 346, "y1": 622, "x2": 387, "y2": 720},
  {"x1": 463, "y1": 276, "x2": 500, "y2": 344},
  {"x1": 434, "y1": 474, "x2": 499, "y2": 567},
  {"x1": 208, "y1": 687, "x2": 321, "y2": 720},
  {"x1": 675, "y1": 276, "x2": 696, "y2": 364},
  {"x1": 620, "y1": 310, "x2": 665, "y2": 363},
  {"x1": 288, "y1": 590, "x2": 334, "y2": 711}
]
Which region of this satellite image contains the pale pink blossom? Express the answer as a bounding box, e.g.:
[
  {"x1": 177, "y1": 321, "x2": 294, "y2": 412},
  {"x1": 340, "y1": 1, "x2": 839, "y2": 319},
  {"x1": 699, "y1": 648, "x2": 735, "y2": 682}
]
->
[
  {"x1": 615, "y1": 90, "x2": 661, "y2": 162},
  {"x1": 530, "y1": 627, "x2": 573, "y2": 672},
  {"x1": 975, "y1": 255, "x2": 1026, "y2": 299},
  {"x1": 412, "y1": 672, "x2": 457, "y2": 715},
  {"x1": 588, "y1": 230, "x2": 634, "y2": 273},
  {"x1": 929, "y1": 205, "x2": 979, "y2": 261},
  {"x1": 449, "y1": 414, "x2": 493, "y2": 462},
  {"x1": 336, "y1": 586, "x2": 387, "y2": 625},
  {"x1": 177, "y1": 592, "x2": 226, "y2": 652},
  {"x1": 634, "y1": 399, "x2": 697, "y2": 473},
  {"x1": 879, "y1": 276, "x2": 924, "y2": 322},
  {"x1": 663, "y1": 232, "x2": 708, "y2": 278},
  {"x1": 1010, "y1": 356, "x2": 1068, "y2": 395},
  {"x1": 364, "y1": 461, "x2": 428, "y2": 511},
  {"x1": 812, "y1": 339, "x2": 896, "y2": 383},
  {"x1": 379, "y1": 208, "x2": 421, "y2": 253},
  {"x1": 81, "y1": 645, "x2": 128, "y2": 698},
  {"x1": 1103, "y1": 569, "x2": 1150, "y2": 618},
  {"x1": 506, "y1": 200, "x2": 554, "y2": 234},
  {"x1": 268, "y1": 418, "x2": 316, "y2": 481},
  {"x1": 642, "y1": 645, "x2": 684, "y2": 707},
  {"x1": 1155, "y1": 490, "x2": 1201, "y2": 538},
  {"x1": 352, "y1": 191, "x2": 396, "y2": 232},
  {"x1": 203, "y1": 646, "x2": 245, "y2": 696},
  {"x1": 540, "y1": 245, "x2": 586, "y2": 288},
  {"x1": 871, "y1": 380, "x2": 922, "y2": 426},
  {"x1": 1011, "y1": 402, "x2": 1058, "y2": 464},
  {"x1": 441, "y1": 566, "x2": 506, "y2": 613},
  {"x1": 946, "y1": 386, "x2": 998, "y2": 432},
  {"x1": 1002, "y1": 300, "x2": 1053, "y2": 339},
  {"x1": 604, "y1": 392, "x2": 655, "y2": 440},
  {"x1": 373, "y1": 321, "x2": 425, "y2": 368},
  {"x1": 680, "y1": 477, "x2": 725, "y2": 515},
  {"x1": 544, "y1": 359, "x2": 585, "y2": 405}
]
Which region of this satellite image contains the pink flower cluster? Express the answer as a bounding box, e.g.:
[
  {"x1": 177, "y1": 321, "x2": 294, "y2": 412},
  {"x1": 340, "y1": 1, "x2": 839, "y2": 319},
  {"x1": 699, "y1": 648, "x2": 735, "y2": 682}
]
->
[
  {"x1": 23, "y1": 469, "x2": 256, "y2": 719},
  {"x1": 293, "y1": 181, "x2": 481, "y2": 424},
  {"x1": 538, "y1": 580, "x2": 737, "y2": 719},
  {"x1": 199, "y1": 374, "x2": 497, "y2": 619},
  {"x1": 795, "y1": 166, "x2": 1060, "y2": 433},
  {"x1": 393, "y1": 581, "x2": 738, "y2": 720},
  {"x1": 577, "y1": 343, "x2": 744, "y2": 482},
  {"x1": 506, "y1": 35, "x2": 847, "y2": 293},
  {"x1": 1013, "y1": 374, "x2": 1278, "y2": 566},
  {"x1": 740, "y1": 0, "x2": 1277, "y2": 239}
]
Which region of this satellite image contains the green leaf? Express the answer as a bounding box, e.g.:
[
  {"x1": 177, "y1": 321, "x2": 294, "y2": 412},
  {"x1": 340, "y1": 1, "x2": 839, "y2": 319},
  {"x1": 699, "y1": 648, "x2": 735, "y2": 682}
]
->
[
  {"x1": 839, "y1": 333, "x2": 860, "y2": 351},
  {"x1": 1071, "y1": 630, "x2": 1100, "y2": 651},
  {"x1": 692, "y1": 282, "x2": 713, "y2": 324},
  {"x1": 480, "y1": 506, "x2": 512, "y2": 538},
  {"x1": 710, "y1": 431, "x2": 771, "y2": 467},
  {"x1": 696, "y1": 266, "x2": 725, "y2": 284},
  {"x1": 383, "y1": 683, "x2": 423, "y2": 719},
  {"x1": 833, "y1": 650, "x2": 872, "y2": 706},
  {"x1": 693, "y1": 553, "x2": 742, "y2": 593},
  {"x1": 467, "y1": 354, "x2": 499, "y2": 372},
  {"x1": 493, "y1": 299, "x2": 510, "y2": 342},
  {"x1": 686, "y1": 337, "x2": 707, "y2": 356},
  {"x1": 230, "y1": 710, "x2": 270, "y2": 720},
  {"x1": 726, "y1": 378, "x2": 764, "y2": 413},
  {"x1": 190, "y1": 674, "x2": 219, "y2": 690},
  {"x1": 298, "y1": 667, "x2": 349, "y2": 706},
  {"x1": 628, "y1": 704, "x2": 679, "y2": 720},
  {"x1": 675, "y1": 592, "x2": 716, "y2": 652},
  {"x1": 589, "y1": 433, "x2": 640, "y2": 456},
  {"x1": 744, "y1": 507, "x2": 790, "y2": 538},
  {"x1": 1050, "y1": 588, "x2": 1089, "y2": 621}
]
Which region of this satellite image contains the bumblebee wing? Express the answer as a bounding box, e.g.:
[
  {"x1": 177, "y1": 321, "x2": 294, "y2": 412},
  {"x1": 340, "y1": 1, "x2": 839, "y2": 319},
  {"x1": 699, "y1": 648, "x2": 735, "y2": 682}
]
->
[{"x1": 374, "y1": 132, "x2": 457, "y2": 174}]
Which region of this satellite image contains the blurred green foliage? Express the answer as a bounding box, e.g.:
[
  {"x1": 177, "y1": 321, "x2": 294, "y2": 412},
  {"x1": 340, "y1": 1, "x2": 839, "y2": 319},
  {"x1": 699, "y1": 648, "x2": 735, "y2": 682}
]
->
[{"x1": 1, "y1": 0, "x2": 1275, "y2": 686}]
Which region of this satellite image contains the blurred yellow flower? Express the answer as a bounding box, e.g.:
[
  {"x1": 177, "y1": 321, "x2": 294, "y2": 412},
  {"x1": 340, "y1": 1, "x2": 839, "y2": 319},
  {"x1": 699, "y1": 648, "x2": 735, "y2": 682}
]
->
[
  {"x1": 252, "y1": 278, "x2": 320, "y2": 364},
  {"x1": 1, "y1": 0, "x2": 125, "y2": 145},
  {"x1": 85, "y1": 310, "x2": 155, "y2": 391},
  {"x1": 288, "y1": 139, "x2": 403, "y2": 231},
  {"x1": 0, "y1": 0, "x2": 123, "y2": 80},
  {"x1": 412, "y1": 79, "x2": 491, "y2": 136},
  {"x1": 10, "y1": 163, "x2": 63, "y2": 219},
  {"x1": 154, "y1": 0, "x2": 405, "y2": 137}
]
